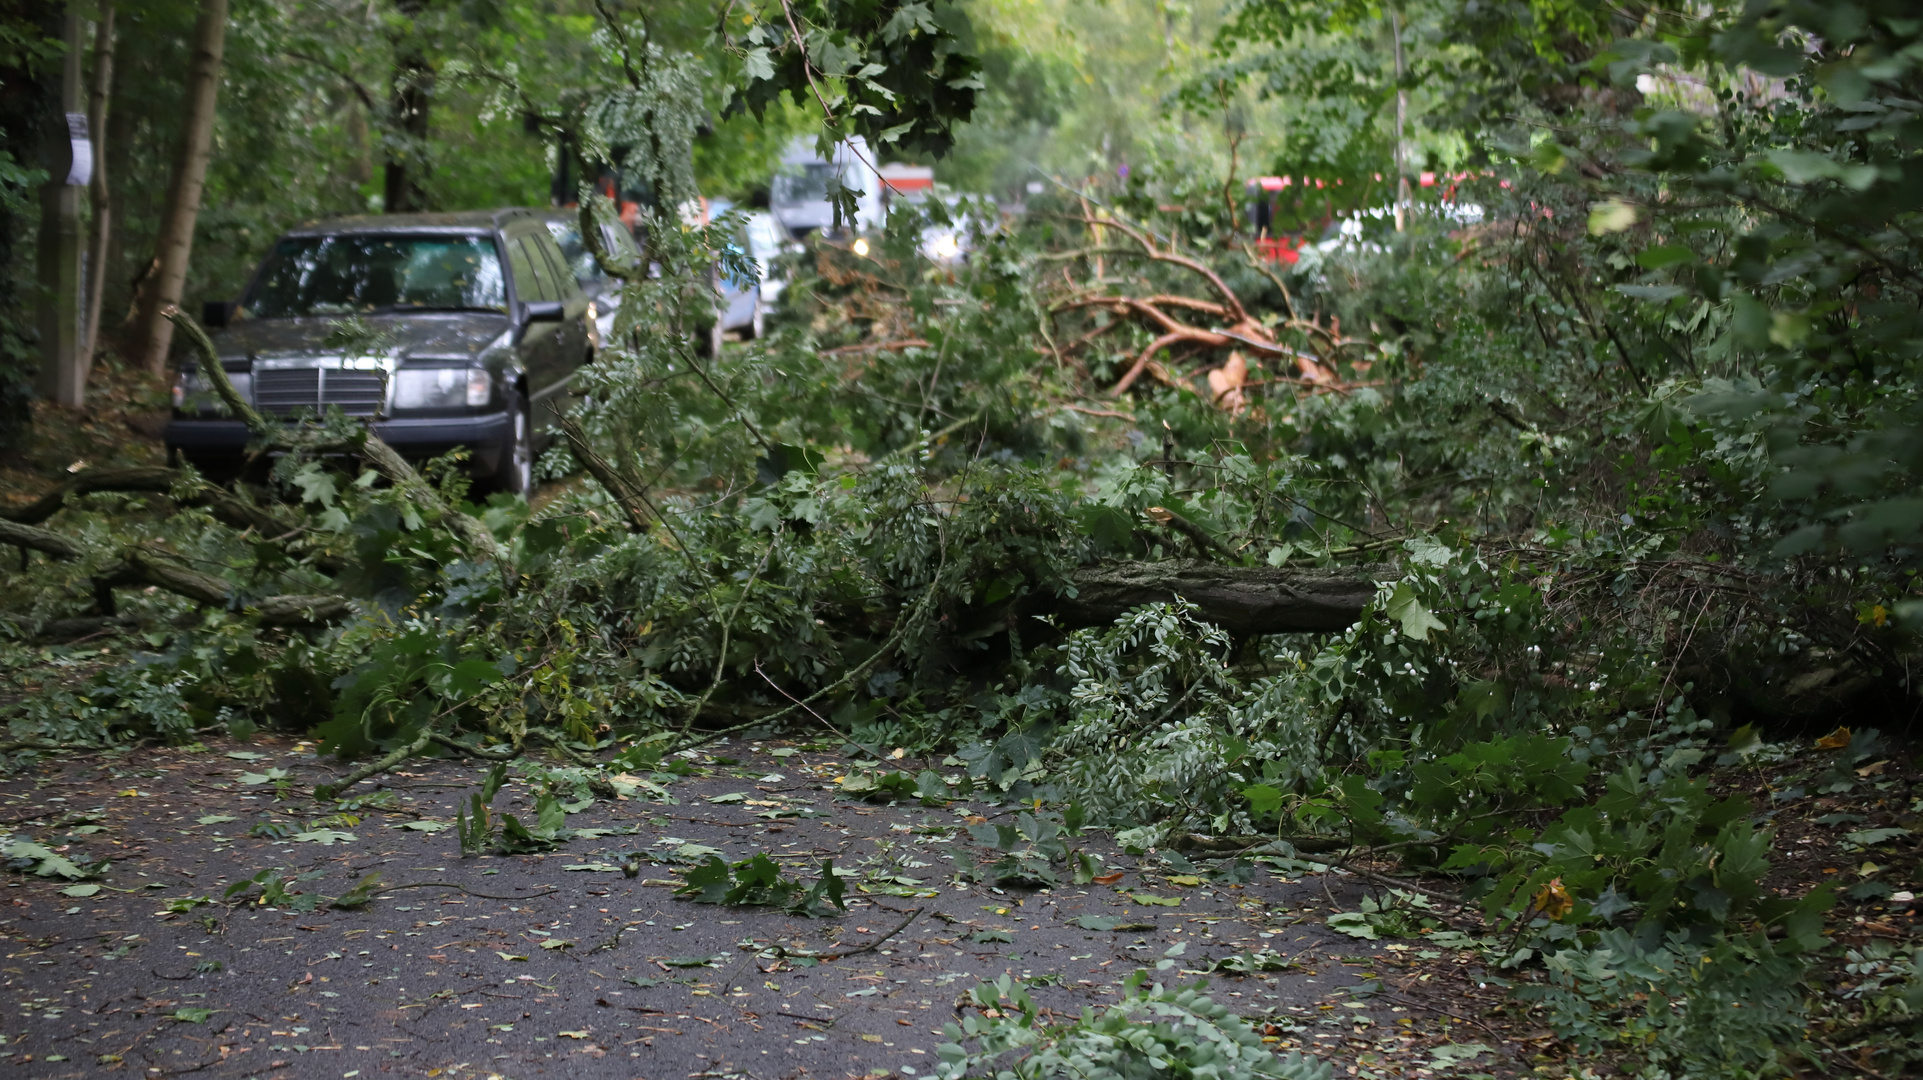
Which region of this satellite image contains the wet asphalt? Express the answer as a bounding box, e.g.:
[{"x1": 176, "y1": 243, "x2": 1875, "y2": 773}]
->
[{"x1": 0, "y1": 738, "x2": 1383, "y2": 1079}]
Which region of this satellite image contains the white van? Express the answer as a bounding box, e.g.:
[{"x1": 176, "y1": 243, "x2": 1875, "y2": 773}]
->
[{"x1": 770, "y1": 136, "x2": 883, "y2": 239}]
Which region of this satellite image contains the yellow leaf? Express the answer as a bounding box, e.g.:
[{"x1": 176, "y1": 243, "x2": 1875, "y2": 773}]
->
[
  {"x1": 1814, "y1": 726, "x2": 1853, "y2": 751},
  {"x1": 558, "y1": 1029, "x2": 590, "y2": 1039},
  {"x1": 1534, "y1": 877, "x2": 1574, "y2": 921},
  {"x1": 1587, "y1": 199, "x2": 1637, "y2": 235},
  {"x1": 1167, "y1": 875, "x2": 1203, "y2": 887}
]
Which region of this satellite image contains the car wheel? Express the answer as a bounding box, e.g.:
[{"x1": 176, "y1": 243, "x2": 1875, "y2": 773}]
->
[{"x1": 495, "y1": 392, "x2": 533, "y2": 496}]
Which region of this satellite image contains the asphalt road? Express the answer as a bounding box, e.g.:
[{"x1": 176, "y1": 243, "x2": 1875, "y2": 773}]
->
[{"x1": 1, "y1": 738, "x2": 1390, "y2": 1080}]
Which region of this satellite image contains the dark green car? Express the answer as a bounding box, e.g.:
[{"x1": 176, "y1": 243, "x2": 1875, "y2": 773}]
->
[{"x1": 166, "y1": 208, "x2": 623, "y2": 494}]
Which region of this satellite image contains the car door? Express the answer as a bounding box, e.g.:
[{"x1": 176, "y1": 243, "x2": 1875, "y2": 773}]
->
[
  {"x1": 506, "y1": 228, "x2": 566, "y2": 405},
  {"x1": 531, "y1": 229, "x2": 590, "y2": 347}
]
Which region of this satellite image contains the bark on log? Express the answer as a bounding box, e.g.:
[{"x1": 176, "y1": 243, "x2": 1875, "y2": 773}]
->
[
  {"x1": 1057, "y1": 560, "x2": 1382, "y2": 635},
  {"x1": 2, "y1": 466, "x2": 181, "y2": 524},
  {"x1": 2, "y1": 519, "x2": 350, "y2": 627}
]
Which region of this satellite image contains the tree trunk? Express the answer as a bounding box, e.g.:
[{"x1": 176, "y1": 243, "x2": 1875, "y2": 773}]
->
[
  {"x1": 382, "y1": 15, "x2": 433, "y2": 213},
  {"x1": 1055, "y1": 560, "x2": 1381, "y2": 635},
  {"x1": 133, "y1": 0, "x2": 227, "y2": 376},
  {"x1": 82, "y1": 0, "x2": 115, "y2": 373},
  {"x1": 35, "y1": 3, "x2": 84, "y2": 407}
]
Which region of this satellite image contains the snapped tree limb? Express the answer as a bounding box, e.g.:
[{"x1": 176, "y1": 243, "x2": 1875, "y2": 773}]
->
[{"x1": 1054, "y1": 560, "x2": 1381, "y2": 635}]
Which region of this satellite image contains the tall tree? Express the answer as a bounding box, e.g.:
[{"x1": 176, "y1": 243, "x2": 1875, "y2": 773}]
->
[
  {"x1": 82, "y1": 0, "x2": 115, "y2": 372},
  {"x1": 35, "y1": 1, "x2": 85, "y2": 407},
  {"x1": 383, "y1": 0, "x2": 433, "y2": 212},
  {"x1": 134, "y1": 0, "x2": 227, "y2": 375}
]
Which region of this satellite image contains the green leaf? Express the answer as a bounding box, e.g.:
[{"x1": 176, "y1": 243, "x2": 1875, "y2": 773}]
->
[
  {"x1": 291, "y1": 829, "x2": 357, "y2": 846},
  {"x1": 61, "y1": 883, "x2": 101, "y2": 898},
  {"x1": 1635, "y1": 245, "x2": 1695, "y2": 269},
  {"x1": 1127, "y1": 892, "x2": 1181, "y2": 907},
  {"x1": 1383, "y1": 584, "x2": 1446, "y2": 640},
  {"x1": 1243, "y1": 783, "x2": 1282, "y2": 818},
  {"x1": 171, "y1": 1008, "x2": 216, "y2": 1023},
  {"x1": 237, "y1": 768, "x2": 290, "y2": 785},
  {"x1": 3, "y1": 840, "x2": 94, "y2": 880},
  {"x1": 395, "y1": 820, "x2": 451, "y2": 832},
  {"x1": 742, "y1": 46, "x2": 776, "y2": 82},
  {"x1": 197, "y1": 815, "x2": 238, "y2": 825},
  {"x1": 1587, "y1": 199, "x2": 1637, "y2": 235},
  {"x1": 662, "y1": 953, "x2": 728, "y2": 967},
  {"x1": 1845, "y1": 827, "x2": 1910, "y2": 848}
]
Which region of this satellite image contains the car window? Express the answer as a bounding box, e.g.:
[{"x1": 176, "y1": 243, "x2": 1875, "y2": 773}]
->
[
  {"x1": 246, "y1": 235, "x2": 506, "y2": 317},
  {"x1": 510, "y1": 235, "x2": 559, "y2": 303},
  {"x1": 544, "y1": 220, "x2": 603, "y2": 288},
  {"x1": 528, "y1": 231, "x2": 582, "y2": 298},
  {"x1": 603, "y1": 221, "x2": 641, "y2": 260}
]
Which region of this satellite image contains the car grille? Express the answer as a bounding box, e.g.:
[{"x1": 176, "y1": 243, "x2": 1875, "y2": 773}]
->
[{"x1": 254, "y1": 368, "x2": 387, "y2": 417}]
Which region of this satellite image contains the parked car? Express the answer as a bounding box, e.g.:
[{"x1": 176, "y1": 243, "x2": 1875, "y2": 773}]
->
[
  {"x1": 543, "y1": 208, "x2": 645, "y2": 347},
  {"x1": 744, "y1": 210, "x2": 789, "y2": 317},
  {"x1": 166, "y1": 209, "x2": 594, "y2": 495},
  {"x1": 704, "y1": 198, "x2": 782, "y2": 342}
]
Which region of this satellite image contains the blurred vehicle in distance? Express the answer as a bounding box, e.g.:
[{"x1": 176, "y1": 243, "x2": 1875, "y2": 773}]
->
[
  {"x1": 771, "y1": 136, "x2": 881, "y2": 239},
  {"x1": 878, "y1": 162, "x2": 934, "y2": 212},
  {"x1": 744, "y1": 210, "x2": 788, "y2": 312}
]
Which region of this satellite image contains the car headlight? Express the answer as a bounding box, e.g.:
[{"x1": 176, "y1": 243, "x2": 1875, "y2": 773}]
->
[
  {"x1": 392, "y1": 366, "x2": 490, "y2": 410},
  {"x1": 173, "y1": 367, "x2": 251, "y2": 414}
]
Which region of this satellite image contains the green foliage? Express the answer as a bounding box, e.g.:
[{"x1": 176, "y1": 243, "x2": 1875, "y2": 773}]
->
[
  {"x1": 1517, "y1": 929, "x2": 1817, "y2": 1080},
  {"x1": 1326, "y1": 890, "x2": 1441, "y2": 941},
  {"x1": 958, "y1": 809, "x2": 1099, "y2": 888},
  {"x1": 3, "y1": 839, "x2": 106, "y2": 881},
  {"x1": 675, "y1": 853, "x2": 847, "y2": 916},
  {"x1": 723, "y1": 0, "x2": 982, "y2": 159},
  {"x1": 223, "y1": 867, "x2": 327, "y2": 912},
  {"x1": 935, "y1": 971, "x2": 1331, "y2": 1080},
  {"x1": 457, "y1": 762, "x2": 510, "y2": 856}
]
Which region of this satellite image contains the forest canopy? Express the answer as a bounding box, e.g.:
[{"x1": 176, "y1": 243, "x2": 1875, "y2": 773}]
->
[{"x1": 4, "y1": 1, "x2": 1923, "y2": 1077}]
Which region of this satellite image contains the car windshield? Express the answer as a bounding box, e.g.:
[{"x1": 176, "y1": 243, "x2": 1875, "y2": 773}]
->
[
  {"x1": 246, "y1": 234, "x2": 506, "y2": 318},
  {"x1": 772, "y1": 162, "x2": 840, "y2": 205}
]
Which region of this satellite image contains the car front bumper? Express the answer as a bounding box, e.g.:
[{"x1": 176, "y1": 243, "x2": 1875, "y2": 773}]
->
[{"x1": 166, "y1": 413, "x2": 513, "y2": 473}]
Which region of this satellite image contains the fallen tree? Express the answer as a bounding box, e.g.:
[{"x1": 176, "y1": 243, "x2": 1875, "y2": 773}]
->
[{"x1": 1056, "y1": 560, "x2": 1378, "y2": 635}]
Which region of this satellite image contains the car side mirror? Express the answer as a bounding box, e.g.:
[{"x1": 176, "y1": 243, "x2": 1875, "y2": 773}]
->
[
  {"x1": 201, "y1": 300, "x2": 237, "y2": 328},
  {"x1": 521, "y1": 300, "x2": 564, "y2": 324}
]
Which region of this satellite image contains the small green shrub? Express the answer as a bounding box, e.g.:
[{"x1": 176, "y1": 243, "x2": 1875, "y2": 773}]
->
[{"x1": 935, "y1": 971, "x2": 1331, "y2": 1080}]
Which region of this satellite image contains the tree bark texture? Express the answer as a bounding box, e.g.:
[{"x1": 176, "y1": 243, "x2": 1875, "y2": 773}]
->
[
  {"x1": 1056, "y1": 560, "x2": 1381, "y2": 635},
  {"x1": 135, "y1": 0, "x2": 227, "y2": 375},
  {"x1": 383, "y1": 2, "x2": 434, "y2": 213},
  {"x1": 36, "y1": 2, "x2": 84, "y2": 406},
  {"x1": 82, "y1": 0, "x2": 115, "y2": 371}
]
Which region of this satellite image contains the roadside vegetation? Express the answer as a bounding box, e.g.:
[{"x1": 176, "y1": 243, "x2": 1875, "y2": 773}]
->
[{"x1": 5, "y1": 1, "x2": 1923, "y2": 1077}]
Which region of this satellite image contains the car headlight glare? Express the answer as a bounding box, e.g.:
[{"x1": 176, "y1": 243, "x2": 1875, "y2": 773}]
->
[{"x1": 393, "y1": 366, "x2": 490, "y2": 410}]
